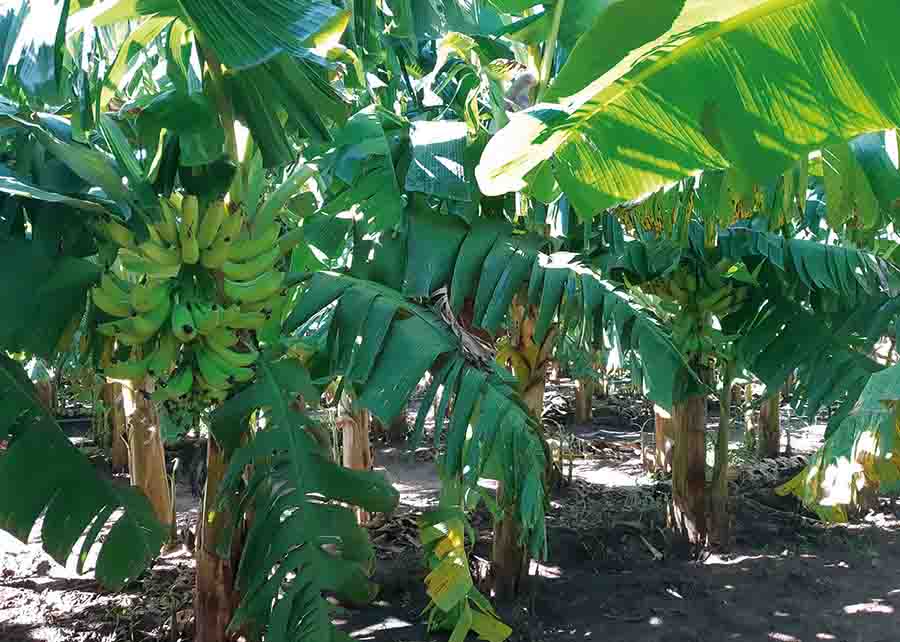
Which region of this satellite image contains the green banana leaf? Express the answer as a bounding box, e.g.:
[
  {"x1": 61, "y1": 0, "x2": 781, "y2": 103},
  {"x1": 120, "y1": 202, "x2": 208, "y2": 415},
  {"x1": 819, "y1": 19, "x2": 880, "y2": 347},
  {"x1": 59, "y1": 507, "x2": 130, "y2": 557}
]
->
[
  {"x1": 478, "y1": 0, "x2": 900, "y2": 218},
  {"x1": 211, "y1": 353, "x2": 398, "y2": 642},
  {"x1": 0, "y1": 354, "x2": 166, "y2": 590},
  {"x1": 778, "y1": 362, "x2": 900, "y2": 522},
  {"x1": 0, "y1": 239, "x2": 99, "y2": 359}
]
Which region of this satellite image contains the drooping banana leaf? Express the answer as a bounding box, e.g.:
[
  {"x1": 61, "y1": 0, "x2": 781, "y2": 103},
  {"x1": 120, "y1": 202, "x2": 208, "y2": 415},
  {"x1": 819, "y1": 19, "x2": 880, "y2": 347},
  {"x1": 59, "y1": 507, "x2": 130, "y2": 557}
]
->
[
  {"x1": 0, "y1": 239, "x2": 99, "y2": 359},
  {"x1": 211, "y1": 353, "x2": 399, "y2": 642},
  {"x1": 478, "y1": 0, "x2": 900, "y2": 217},
  {"x1": 0, "y1": 354, "x2": 166, "y2": 589},
  {"x1": 778, "y1": 362, "x2": 900, "y2": 522}
]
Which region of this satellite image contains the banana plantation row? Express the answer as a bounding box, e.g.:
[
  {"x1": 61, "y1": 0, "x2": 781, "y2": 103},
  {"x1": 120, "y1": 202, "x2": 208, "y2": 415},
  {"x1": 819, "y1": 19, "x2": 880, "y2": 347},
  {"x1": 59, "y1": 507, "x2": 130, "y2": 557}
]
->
[{"x1": 0, "y1": 1, "x2": 898, "y2": 642}]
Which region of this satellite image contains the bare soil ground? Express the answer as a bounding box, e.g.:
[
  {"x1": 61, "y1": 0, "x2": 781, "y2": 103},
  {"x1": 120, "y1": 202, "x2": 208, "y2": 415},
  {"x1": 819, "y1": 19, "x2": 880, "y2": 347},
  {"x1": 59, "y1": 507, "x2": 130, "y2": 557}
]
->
[{"x1": 3, "y1": 381, "x2": 899, "y2": 642}]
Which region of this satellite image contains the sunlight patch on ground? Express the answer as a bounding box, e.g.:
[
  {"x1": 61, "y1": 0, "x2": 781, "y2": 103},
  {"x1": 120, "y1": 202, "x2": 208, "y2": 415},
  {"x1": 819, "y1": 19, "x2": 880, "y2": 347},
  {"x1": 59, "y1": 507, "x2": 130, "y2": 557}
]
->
[
  {"x1": 351, "y1": 616, "x2": 413, "y2": 639},
  {"x1": 704, "y1": 553, "x2": 779, "y2": 566},
  {"x1": 842, "y1": 601, "x2": 894, "y2": 615}
]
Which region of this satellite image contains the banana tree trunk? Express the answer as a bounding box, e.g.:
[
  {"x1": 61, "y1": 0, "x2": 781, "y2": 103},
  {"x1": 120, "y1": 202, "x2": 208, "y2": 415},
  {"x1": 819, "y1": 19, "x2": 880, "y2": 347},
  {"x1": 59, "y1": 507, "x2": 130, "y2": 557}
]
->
[
  {"x1": 339, "y1": 392, "x2": 372, "y2": 525},
  {"x1": 102, "y1": 381, "x2": 129, "y2": 473},
  {"x1": 386, "y1": 411, "x2": 408, "y2": 444},
  {"x1": 669, "y1": 386, "x2": 707, "y2": 551},
  {"x1": 119, "y1": 379, "x2": 172, "y2": 529},
  {"x1": 196, "y1": 436, "x2": 241, "y2": 642},
  {"x1": 574, "y1": 378, "x2": 593, "y2": 423},
  {"x1": 34, "y1": 379, "x2": 56, "y2": 413},
  {"x1": 758, "y1": 391, "x2": 781, "y2": 458},
  {"x1": 490, "y1": 298, "x2": 554, "y2": 601},
  {"x1": 711, "y1": 362, "x2": 735, "y2": 549},
  {"x1": 653, "y1": 405, "x2": 674, "y2": 474}
]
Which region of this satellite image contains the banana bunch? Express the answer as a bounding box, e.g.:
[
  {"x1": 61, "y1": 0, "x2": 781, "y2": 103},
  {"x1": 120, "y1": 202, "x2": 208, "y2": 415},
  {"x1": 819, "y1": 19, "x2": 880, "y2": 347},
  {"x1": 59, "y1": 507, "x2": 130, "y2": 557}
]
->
[
  {"x1": 657, "y1": 268, "x2": 749, "y2": 360},
  {"x1": 92, "y1": 193, "x2": 297, "y2": 416}
]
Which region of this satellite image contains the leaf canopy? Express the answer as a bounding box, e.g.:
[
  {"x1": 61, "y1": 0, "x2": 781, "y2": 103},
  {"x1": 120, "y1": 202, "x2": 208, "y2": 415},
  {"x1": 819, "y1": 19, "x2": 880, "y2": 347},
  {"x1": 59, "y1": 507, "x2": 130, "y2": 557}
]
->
[{"x1": 478, "y1": 0, "x2": 900, "y2": 217}]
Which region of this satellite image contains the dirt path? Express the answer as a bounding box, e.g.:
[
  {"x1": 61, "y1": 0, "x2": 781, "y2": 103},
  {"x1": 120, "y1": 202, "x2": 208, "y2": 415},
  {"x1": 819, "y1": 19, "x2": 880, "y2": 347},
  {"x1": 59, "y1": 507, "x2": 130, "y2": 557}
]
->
[{"x1": 2, "y1": 385, "x2": 898, "y2": 642}]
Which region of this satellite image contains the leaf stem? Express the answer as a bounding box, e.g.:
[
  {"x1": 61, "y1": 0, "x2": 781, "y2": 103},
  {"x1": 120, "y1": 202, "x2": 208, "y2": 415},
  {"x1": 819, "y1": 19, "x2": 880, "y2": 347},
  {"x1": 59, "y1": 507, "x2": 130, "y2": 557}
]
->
[{"x1": 537, "y1": 0, "x2": 566, "y2": 100}]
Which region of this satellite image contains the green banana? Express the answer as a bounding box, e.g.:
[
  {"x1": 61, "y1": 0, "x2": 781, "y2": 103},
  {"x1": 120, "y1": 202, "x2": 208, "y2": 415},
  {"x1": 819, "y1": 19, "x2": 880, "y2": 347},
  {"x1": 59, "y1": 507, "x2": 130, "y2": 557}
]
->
[
  {"x1": 152, "y1": 367, "x2": 194, "y2": 402},
  {"x1": 114, "y1": 331, "x2": 149, "y2": 347},
  {"x1": 146, "y1": 332, "x2": 180, "y2": 377},
  {"x1": 129, "y1": 279, "x2": 171, "y2": 313},
  {"x1": 226, "y1": 311, "x2": 267, "y2": 330},
  {"x1": 190, "y1": 301, "x2": 223, "y2": 335},
  {"x1": 200, "y1": 235, "x2": 231, "y2": 270},
  {"x1": 179, "y1": 195, "x2": 200, "y2": 264},
  {"x1": 278, "y1": 228, "x2": 304, "y2": 255},
  {"x1": 180, "y1": 231, "x2": 200, "y2": 265},
  {"x1": 217, "y1": 211, "x2": 244, "y2": 244},
  {"x1": 137, "y1": 240, "x2": 182, "y2": 267},
  {"x1": 103, "y1": 357, "x2": 150, "y2": 381},
  {"x1": 118, "y1": 251, "x2": 181, "y2": 278},
  {"x1": 224, "y1": 270, "x2": 284, "y2": 304},
  {"x1": 204, "y1": 335, "x2": 258, "y2": 368},
  {"x1": 130, "y1": 297, "x2": 172, "y2": 338},
  {"x1": 697, "y1": 286, "x2": 732, "y2": 312},
  {"x1": 667, "y1": 280, "x2": 689, "y2": 305},
  {"x1": 181, "y1": 194, "x2": 199, "y2": 229},
  {"x1": 222, "y1": 245, "x2": 280, "y2": 282},
  {"x1": 206, "y1": 326, "x2": 239, "y2": 347},
  {"x1": 198, "y1": 200, "x2": 227, "y2": 248},
  {"x1": 156, "y1": 199, "x2": 179, "y2": 245},
  {"x1": 102, "y1": 219, "x2": 136, "y2": 249},
  {"x1": 222, "y1": 305, "x2": 267, "y2": 330},
  {"x1": 196, "y1": 372, "x2": 230, "y2": 394},
  {"x1": 92, "y1": 286, "x2": 132, "y2": 317},
  {"x1": 227, "y1": 222, "x2": 279, "y2": 262},
  {"x1": 97, "y1": 319, "x2": 129, "y2": 337},
  {"x1": 195, "y1": 347, "x2": 234, "y2": 389},
  {"x1": 683, "y1": 272, "x2": 698, "y2": 293},
  {"x1": 171, "y1": 302, "x2": 198, "y2": 343},
  {"x1": 99, "y1": 272, "x2": 131, "y2": 297},
  {"x1": 200, "y1": 345, "x2": 254, "y2": 382}
]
